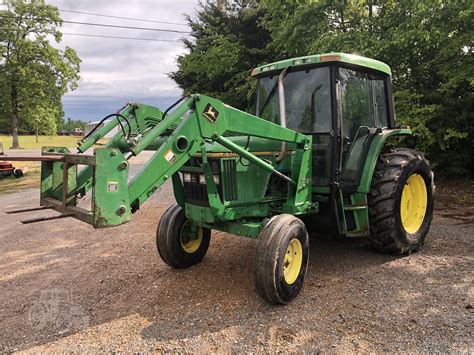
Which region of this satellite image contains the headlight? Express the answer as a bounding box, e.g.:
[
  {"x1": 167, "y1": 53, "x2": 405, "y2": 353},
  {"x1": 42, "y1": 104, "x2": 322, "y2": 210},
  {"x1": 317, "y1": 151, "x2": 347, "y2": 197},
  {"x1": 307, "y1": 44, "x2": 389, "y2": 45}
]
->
[
  {"x1": 183, "y1": 173, "x2": 192, "y2": 183},
  {"x1": 198, "y1": 174, "x2": 220, "y2": 185}
]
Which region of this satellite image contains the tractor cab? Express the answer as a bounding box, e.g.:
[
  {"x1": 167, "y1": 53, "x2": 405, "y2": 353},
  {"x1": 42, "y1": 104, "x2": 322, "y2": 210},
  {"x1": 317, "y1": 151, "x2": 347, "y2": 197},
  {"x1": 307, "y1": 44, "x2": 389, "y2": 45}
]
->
[{"x1": 252, "y1": 53, "x2": 397, "y2": 235}]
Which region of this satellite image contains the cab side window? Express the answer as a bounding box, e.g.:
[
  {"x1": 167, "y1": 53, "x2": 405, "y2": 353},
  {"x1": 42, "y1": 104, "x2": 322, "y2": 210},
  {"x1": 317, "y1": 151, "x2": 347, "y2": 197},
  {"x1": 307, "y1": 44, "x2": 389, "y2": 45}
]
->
[
  {"x1": 373, "y1": 79, "x2": 388, "y2": 128},
  {"x1": 339, "y1": 68, "x2": 388, "y2": 139}
]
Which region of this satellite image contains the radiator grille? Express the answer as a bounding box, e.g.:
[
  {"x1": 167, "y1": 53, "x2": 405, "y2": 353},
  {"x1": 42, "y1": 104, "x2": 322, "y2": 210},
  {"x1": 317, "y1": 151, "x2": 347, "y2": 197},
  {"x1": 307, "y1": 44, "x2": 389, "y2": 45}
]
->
[{"x1": 222, "y1": 159, "x2": 238, "y2": 201}]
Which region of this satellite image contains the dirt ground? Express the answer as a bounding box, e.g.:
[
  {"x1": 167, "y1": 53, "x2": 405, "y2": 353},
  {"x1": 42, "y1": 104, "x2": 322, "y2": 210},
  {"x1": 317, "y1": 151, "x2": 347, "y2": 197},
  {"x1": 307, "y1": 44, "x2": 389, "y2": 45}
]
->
[{"x1": 0, "y1": 170, "x2": 472, "y2": 352}]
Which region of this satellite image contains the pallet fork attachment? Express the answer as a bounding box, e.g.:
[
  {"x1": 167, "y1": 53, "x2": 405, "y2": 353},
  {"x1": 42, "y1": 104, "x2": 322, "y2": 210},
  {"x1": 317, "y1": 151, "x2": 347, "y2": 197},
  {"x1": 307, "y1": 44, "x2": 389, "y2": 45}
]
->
[
  {"x1": 2, "y1": 147, "x2": 131, "y2": 227},
  {"x1": 38, "y1": 146, "x2": 131, "y2": 227}
]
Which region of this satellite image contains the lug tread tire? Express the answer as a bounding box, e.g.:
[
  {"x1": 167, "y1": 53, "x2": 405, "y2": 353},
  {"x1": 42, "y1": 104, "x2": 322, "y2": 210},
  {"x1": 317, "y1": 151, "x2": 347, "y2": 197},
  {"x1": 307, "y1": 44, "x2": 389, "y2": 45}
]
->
[
  {"x1": 368, "y1": 148, "x2": 435, "y2": 254},
  {"x1": 254, "y1": 214, "x2": 309, "y2": 304},
  {"x1": 156, "y1": 204, "x2": 211, "y2": 269}
]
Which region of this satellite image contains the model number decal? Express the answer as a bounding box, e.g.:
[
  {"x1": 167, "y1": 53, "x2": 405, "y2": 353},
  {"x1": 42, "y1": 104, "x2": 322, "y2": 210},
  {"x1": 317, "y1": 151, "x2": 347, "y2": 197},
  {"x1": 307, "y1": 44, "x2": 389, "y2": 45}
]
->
[{"x1": 164, "y1": 149, "x2": 176, "y2": 164}]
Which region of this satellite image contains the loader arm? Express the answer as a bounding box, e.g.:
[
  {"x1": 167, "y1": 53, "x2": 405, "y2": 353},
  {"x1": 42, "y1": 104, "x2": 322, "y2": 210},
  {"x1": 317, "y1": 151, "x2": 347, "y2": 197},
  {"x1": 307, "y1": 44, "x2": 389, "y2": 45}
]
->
[
  {"x1": 74, "y1": 102, "x2": 168, "y2": 196},
  {"x1": 127, "y1": 95, "x2": 312, "y2": 213},
  {"x1": 11, "y1": 94, "x2": 311, "y2": 228}
]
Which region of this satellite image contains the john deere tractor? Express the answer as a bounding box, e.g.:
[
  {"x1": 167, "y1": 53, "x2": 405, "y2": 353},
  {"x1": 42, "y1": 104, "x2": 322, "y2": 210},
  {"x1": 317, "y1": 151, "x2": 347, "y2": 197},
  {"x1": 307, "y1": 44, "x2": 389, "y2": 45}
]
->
[{"x1": 3, "y1": 53, "x2": 434, "y2": 304}]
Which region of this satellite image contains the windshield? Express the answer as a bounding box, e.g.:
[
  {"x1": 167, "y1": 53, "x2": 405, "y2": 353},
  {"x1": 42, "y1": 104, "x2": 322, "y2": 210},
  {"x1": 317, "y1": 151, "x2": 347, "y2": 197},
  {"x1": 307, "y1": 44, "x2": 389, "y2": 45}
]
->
[{"x1": 256, "y1": 67, "x2": 332, "y2": 133}]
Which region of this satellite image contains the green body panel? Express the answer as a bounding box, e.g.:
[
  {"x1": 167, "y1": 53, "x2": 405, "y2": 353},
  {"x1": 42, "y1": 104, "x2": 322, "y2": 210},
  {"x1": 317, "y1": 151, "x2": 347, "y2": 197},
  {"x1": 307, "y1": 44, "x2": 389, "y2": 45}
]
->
[
  {"x1": 313, "y1": 186, "x2": 331, "y2": 193},
  {"x1": 357, "y1": 128, "x2": 412, "y2": 193},
  {"x1": 40, "y1": 147, "x2": 77, "y2": 206},
  {"x1": 204, "y1": 219, "x2": 263, "y2": 239},
  {"x1": 252, "y1": 52, "x2": 391, "y2": 77},
  {"x1": 172, "y1": 173, "x2": 185, "y2": 207},
  {"x1": 185, "y1": 203, "x2": 265, "y2": 238},
  {"x1": 92, "y1": 149, "x2": 131, "y2": 227}
]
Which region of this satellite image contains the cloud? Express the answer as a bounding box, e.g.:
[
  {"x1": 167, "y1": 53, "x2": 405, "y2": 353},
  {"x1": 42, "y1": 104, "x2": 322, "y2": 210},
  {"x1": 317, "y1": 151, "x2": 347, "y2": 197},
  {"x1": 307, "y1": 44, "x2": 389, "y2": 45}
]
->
[{"x1": 47, "y1": 0, "x2": 199, "y2": 121}]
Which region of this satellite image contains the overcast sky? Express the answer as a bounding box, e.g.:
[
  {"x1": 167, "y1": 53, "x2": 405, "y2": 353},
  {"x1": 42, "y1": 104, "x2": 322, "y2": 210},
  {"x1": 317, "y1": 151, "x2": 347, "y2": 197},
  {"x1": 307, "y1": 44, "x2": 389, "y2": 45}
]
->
[{"x1": 46, "y1": 0, "x2": 200, "y2": 122}]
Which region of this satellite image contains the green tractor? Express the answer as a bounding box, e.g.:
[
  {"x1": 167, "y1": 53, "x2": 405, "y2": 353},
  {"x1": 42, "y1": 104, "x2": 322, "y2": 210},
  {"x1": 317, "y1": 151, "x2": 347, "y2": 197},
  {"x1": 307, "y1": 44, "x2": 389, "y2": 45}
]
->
[{"x1": 4, "y1": 53, "x2": 434, "y2": 304}]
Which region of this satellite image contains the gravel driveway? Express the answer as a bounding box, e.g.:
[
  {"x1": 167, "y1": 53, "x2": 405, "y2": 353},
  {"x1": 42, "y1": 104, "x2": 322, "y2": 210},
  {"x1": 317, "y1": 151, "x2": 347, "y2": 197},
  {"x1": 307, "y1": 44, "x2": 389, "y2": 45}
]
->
[{"x1": 0, "y1": 171, "x2": 472, "y2": 353}]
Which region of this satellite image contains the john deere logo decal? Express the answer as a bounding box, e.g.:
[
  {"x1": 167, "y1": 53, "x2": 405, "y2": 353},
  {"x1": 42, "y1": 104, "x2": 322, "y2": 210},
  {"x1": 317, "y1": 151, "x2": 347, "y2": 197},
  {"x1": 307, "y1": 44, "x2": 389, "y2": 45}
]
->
[{"x1": 203, "y1": 104, "x2": 219, "y2": 123}]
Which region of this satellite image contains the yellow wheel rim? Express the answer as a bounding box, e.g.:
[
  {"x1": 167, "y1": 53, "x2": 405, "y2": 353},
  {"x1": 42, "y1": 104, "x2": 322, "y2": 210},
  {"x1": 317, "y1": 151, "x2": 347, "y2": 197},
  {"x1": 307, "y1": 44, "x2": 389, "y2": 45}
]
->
[
  {"x1": 283, "y1": 238, "x2": 303, "y2": 285},
  {"x1": 400, "y1": 174, "x2": 428, "y2": 234},
  {"x1": 180, "y1": 224, "x2": 203, "y2": 254}
]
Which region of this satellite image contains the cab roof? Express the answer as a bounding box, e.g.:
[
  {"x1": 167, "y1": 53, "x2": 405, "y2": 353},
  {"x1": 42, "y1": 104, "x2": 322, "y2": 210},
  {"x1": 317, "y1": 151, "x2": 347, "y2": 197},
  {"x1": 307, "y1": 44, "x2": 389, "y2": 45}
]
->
[{"x1": 251, "y1": 52, "x2": 391, "y2": 77}]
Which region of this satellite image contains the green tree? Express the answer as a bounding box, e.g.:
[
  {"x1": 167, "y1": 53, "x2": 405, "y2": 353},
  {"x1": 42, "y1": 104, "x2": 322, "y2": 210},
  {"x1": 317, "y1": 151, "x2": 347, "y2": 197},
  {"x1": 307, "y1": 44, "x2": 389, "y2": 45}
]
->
[
  {"x1": 0, "y1": 0, "x2": 80, "y2": 148},
  {"x1": 170, "y1": 0, "x2": 274, "y2": 111},
  {"x1": 263, "y1": 0, "x2": 473, "y2": 175}
]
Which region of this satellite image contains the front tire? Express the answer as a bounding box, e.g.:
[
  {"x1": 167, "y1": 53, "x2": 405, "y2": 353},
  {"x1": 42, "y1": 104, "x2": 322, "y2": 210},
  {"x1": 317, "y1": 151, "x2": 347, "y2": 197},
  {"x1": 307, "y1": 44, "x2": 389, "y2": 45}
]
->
[
  {"x1": 254, "y1": 214, "x2": 309, "y2": 304},
  {"x1": 156, "y1": 204, "x2": 211, "y2": 268},
  {"x1": 368, "y1": 148, "x2": 435, "y2": 254}
]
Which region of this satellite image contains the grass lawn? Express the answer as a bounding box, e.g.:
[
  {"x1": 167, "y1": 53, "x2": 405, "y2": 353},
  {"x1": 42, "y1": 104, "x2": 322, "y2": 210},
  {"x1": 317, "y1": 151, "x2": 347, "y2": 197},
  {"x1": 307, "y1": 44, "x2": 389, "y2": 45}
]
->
[
  {"x1": 0, "y1": 135, "x2": 68, "y2": 194},
  {"x1": 0, "y1": 161, "x2": 41, "y2": 194},
  {"x1": 0, "y1": 135, "x2": 81, "y2": 150},
  {"x1": 0, "y1": 135, "x2": 111, "y2": 195}
]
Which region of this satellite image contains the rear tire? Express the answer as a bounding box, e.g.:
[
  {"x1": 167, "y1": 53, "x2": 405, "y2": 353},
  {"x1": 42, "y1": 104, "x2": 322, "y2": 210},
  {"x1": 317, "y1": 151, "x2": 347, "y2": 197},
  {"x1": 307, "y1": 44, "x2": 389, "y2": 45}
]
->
[
  {"x1": 254, "y1": 214, "x2": 309, "y2": 304},
  {"x1": 156, "y1": 204, "x2": 211, "y2": 268},
  {"x1": 368, "y1": 148, "x2": 435, "y2": 254}
]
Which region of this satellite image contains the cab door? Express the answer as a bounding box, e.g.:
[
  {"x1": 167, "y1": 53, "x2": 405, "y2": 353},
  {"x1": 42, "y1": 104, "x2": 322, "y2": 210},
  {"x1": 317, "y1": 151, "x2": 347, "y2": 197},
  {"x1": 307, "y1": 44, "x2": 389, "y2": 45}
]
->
[{"x1": 337, "y1": 67, "x2": 390, "y2": 192}]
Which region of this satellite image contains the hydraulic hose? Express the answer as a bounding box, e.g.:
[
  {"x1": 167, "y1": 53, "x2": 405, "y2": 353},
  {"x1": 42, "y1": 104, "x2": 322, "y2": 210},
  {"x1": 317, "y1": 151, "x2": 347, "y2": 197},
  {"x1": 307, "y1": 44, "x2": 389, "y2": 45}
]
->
[
  {"x1": 161, "y1": 95, "x2": 189, "y2": 120},
  {"x1": 81, "y1": 112, "x2": 132, "y2": 143}
]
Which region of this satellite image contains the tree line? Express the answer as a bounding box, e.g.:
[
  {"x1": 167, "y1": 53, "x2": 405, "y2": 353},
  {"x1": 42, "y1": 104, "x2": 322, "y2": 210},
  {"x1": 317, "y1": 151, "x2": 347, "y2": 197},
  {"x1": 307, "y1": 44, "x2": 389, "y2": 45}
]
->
[
  {"x1": 0, "y1": 0, "x2": 80, "y2": 148},
  {"x1": 172, "y1": 0, "x2": 473, "y2": 176}
]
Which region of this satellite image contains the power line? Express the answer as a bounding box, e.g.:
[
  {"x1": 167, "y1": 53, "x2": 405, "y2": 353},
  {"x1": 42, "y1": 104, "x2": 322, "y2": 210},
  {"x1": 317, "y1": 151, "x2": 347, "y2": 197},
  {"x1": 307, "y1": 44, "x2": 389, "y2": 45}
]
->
[
  {"x1": 61, "y1": 20, "x2": 190, "y2": 34},
  {"x1": 0, "y1": 15, "x2": 191, "y2": 34},
  {"x1": 139, "y1": 87, "x2": 182, "y2": 102},
  {"x1": 160, "y1": 88, "x2": 183, "y2": 103},
  {"x1": 0, "y1": 26, "x2": 185, "y2": 42},
  {"x1": 58, "y1": 9, "x2": 188, "y2": 27},
  {"x1": 62, "y1": 32, "x2": 183, "y2": 43}
]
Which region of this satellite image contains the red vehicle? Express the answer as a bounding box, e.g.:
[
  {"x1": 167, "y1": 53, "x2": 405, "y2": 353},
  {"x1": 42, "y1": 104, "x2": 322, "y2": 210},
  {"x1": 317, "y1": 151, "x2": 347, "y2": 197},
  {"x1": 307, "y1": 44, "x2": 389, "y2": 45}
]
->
[
  {"x1": 0, "y1": 161, "x2": 23, "y2": 178},
  {"x1": 0, "y1": 142, "x2": 23, "y2": 178}
]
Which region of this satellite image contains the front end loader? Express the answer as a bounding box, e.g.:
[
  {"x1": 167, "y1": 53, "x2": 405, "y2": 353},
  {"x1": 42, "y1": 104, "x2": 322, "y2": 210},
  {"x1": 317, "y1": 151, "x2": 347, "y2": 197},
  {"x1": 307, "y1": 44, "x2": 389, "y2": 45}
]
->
[{"x1": 2, "y1": 53, "x2": 434, "y2": 304}]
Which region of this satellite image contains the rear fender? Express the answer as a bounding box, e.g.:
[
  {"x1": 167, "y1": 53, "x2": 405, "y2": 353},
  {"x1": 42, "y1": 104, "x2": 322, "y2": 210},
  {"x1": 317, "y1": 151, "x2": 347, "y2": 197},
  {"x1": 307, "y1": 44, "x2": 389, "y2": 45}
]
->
[{"x1": 357, "y1": 128, "x2": 411, "y2": 193}]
